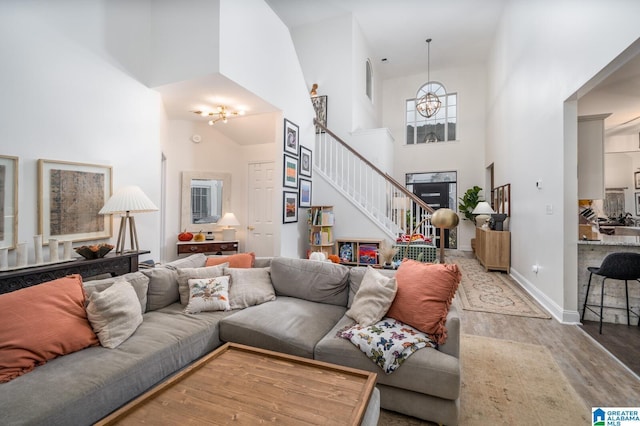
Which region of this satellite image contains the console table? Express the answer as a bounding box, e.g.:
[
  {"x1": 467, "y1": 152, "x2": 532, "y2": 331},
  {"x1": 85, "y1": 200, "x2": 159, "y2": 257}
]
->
[
  {"x1": 176, "y1": 240, "x2": 239, "y2": 256},
  {"x1": 0, "y1": 251, "x2": 150, "y2": 294},
  {"x1": 475, "y1": 227, "x2": 510, "y2": 273}
]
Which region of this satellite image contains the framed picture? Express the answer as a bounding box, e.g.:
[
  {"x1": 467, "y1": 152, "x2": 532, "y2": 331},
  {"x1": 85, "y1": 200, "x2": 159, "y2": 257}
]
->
[
  {"x1": 284, "y1": 119, "x2": 299, "y2": 156},
  {"x1": 299, "y1": 178, "x2": 312, "y2": 208},
  {"x1": 0, "y1": 155, "x2": 18, "y2": 249},
  {"x1": 636, "y1": 192, "x2": 640, "y2": 216},
  {"x1": 283, "y1": 154, "x2": 298, "y2": 189},
  {"x1": 311, "y1": 95, "x2": 327, "y2": 133},
  {"x1": 283, "y1": 191, "x2": 298, "y2": 223},
  {"x1": 299, "y1": 145, "x2": 312, "y2": 178},
  {"x1": 38, "y1": 159, "x2": 112, "y2": 242},
  {"x1": 635, "y1": 172, "x2": 640, "y2": 189}
]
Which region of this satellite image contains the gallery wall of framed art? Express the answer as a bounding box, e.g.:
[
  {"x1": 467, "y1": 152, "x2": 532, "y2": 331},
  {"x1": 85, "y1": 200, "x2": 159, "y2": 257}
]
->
[{"x1": 282, "y1": 118, "x2": 313, "y2": 223}]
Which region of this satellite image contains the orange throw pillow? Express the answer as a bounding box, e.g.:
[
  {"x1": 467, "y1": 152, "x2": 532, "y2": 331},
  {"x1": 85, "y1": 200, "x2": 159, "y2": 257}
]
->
[
  {"x1": 385, "y1": 260, "x2": 461, "y2": 345},
  {"x1": 0, "y1": 275, "x2": 99, "y2": 383},
  {"x1": 206, "y1": 252, "x2": 255, "y2": 268}
]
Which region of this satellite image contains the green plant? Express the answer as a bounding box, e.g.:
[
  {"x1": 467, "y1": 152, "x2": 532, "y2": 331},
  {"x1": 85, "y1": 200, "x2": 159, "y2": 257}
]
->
[{"x1": 459, "y1": 186, "x2": 483, "y2": 221}]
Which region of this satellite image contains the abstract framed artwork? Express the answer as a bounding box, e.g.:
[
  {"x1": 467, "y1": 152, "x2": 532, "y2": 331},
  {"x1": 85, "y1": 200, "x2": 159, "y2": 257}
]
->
[
  {"x1": 0, "y1": 155, "x2": 18, "y2": 249},
  {"x1": 311, "y1": 95, "x2": 327, "y2": 133},
  {"x1": 38, "y1": 159, "x2": 113, "y2": 242},
  {"x1": 299, "y1": 178, "x2": 312, "y2": 208},
  {"x1": 284, "y1": 119, "x2": 299, "y2": 156},
  {"x1": 299, "y1": 145, "x2": 312, "y2": 178},
  {"x1": 283, "y1": 153, "x2": 298, "y2": 189},
  {"x1": 283, "y1": 190, "x2": 298, "y2": 223}
]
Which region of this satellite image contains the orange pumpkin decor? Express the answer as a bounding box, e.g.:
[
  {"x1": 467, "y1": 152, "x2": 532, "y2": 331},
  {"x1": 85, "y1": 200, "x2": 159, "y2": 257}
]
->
[
  {"x1": 193, "y1": 231, "x2": 206, "y2": 242},
  {"x1": 328, "y1": 254, "x2": 340, "y2": 264},
  {"x1": 178, "y1": 230, "x2": 193, "y2": 241}
]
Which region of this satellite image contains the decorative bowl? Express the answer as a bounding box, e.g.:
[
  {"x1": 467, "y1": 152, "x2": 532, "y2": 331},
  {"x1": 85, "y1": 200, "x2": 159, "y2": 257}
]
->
[{"x1": 75, "y1": 244, "x2": 114, "y2": 259}]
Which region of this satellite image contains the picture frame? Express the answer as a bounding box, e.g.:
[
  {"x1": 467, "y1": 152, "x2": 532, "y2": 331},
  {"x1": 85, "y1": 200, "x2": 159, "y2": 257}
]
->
[
  {"x1": 311, "y1": 95, "x2": 327, "y2": 133},
  {"x1": 636, "y1": 192, "x2": 640, "y2": 216},
  {"x1": 38, "y1": 159, "x2": 113, "y2": 242},
  {"x1": 0, "y1": 155, "x2": 18, "y2": 249},
  {"x1": 283, "y1": 191, "x2": 298, "y2": 223},
  {"x1": 635, "y1": 172, "x2": 640, "y2": 190},
  {"x1": 284, "y1": 119, "x2": 299, "y2": 156},
  {"x1": 299, "y1": 145, "x2": 312, "y2": 178},
  {"x1": 299, "y1": 178, "x2": 312, "y2": 208},
  {"x1": 283, "y1": 153, "x2": 298, "y2": 189}
]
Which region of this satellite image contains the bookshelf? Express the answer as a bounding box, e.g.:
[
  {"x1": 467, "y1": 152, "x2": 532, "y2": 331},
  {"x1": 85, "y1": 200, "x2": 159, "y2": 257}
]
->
[
  {"x1": 336, "y1": 239, "x2": 383, "y2": 267},
  {"x1": 308, "y1": 206, "x2": 335, "y2": 258}
]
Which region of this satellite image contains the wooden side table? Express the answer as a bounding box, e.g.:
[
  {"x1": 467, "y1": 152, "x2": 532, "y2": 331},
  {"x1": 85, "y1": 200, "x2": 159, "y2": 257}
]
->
[{"x1": 176, "y1": 240, "x2": 239, "y2": 256}]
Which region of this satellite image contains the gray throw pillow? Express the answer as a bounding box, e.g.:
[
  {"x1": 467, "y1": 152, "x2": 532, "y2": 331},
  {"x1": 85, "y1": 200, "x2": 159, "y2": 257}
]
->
[
  {"x1": 141, "y1": 267, "x2": 180, "y2": 311},
  {"x1": 346, "y1": 266, "x2": 397, "y2": 327},
  {"x1": 165, "y1": 253, "x2": 207, "y2": 270},
  {"x1": 225, "y1": 267, "x2": 276, "y2": 309},
  {"x1": 86, "y1": 279, "x2": 143, "y2": 349},
  {"x1": 176, "y1": 263, "x2": 228, "y2": 305},
  {"x1": 83, "y1": 271, "x2": 149, "y2": 314}
]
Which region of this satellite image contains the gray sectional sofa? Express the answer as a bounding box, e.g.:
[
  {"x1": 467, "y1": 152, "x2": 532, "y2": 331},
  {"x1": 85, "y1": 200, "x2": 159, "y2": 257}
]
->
[{"x1": 0, "y1": 254, "x2": 460, "y2": 426}]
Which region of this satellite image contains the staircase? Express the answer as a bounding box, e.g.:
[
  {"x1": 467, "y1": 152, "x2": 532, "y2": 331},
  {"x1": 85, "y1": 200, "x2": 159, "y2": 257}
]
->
[{"x1": 313, "y1": 120, "x2": 436, "y2": 242}]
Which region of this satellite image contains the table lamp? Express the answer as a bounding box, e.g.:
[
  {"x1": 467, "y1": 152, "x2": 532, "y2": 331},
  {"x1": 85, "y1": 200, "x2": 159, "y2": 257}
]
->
[
  {"x1": 217, "y1": 212, "x2": 240, "y2": 241},
  {"x1": 99, "y1": 186, "x2": 158, "y2": 254},
  {"x1": 472, "y1": 201, "x2": 495, "y2": 227}
]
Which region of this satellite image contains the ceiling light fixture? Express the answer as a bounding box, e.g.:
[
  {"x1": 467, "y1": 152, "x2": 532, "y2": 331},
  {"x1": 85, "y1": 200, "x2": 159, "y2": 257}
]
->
[
  {"x1": 415, "y1": 38, "x2": 441, "y2": 118},
  {"x1": 192, "y1": 106, "x2": 245, "y2": 125}
]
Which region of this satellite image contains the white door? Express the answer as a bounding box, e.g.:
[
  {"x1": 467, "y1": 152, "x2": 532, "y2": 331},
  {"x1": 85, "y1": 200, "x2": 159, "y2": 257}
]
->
[{"x1": 247, "y1": 162, "x2": 276, "y2": 256}]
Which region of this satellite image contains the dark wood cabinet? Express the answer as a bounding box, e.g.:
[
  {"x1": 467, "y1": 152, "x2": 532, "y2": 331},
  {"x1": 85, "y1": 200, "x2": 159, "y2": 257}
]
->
[{"x1": 176, "y1": 241, "x2": 239, "y2": 255}]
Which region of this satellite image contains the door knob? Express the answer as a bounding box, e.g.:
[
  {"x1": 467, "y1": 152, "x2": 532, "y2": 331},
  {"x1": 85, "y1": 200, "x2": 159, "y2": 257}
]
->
[{"x1": 247, "y1": 226, "x2": 255, "y2": 231}]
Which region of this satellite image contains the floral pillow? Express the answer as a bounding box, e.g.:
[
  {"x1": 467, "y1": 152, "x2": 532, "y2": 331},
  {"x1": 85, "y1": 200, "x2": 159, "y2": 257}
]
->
[
  {"x1": 184, "y1": 276, "x2": 231, "y2": 314},
  {"x1": 339, "y1": 317, "x2": 435, "y2": 374}
]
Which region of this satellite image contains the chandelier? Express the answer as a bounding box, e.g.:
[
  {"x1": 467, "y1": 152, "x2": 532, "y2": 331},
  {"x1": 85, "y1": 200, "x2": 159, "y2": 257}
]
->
[
  {"x1": 415, "y1": 38, "x2": 441, "y2": 118},
  {"x1": 192, "y1": 106, "x2": 245, "y2": 125}
]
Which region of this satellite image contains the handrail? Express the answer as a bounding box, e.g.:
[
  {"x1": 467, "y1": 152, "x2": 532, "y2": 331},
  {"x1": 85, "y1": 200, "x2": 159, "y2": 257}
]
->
[{"x1": 313, "y1": 119, "x2": 434, "y2": 214}]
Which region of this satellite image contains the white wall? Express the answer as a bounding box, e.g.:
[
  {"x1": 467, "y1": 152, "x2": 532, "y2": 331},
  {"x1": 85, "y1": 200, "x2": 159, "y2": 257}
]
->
[
  {"x1": 0, "y1": 0, "x2": 162, "y2": 264},
  {"x1": 382, "y1": 65, "x2": 488, "y2": 250},
  {"x1": 486, "y1": 0, "x2": 640, "y2": 321}
]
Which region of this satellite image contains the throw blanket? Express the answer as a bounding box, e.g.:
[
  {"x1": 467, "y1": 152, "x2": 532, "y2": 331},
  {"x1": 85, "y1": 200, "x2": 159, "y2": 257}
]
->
[{"x1": 339, "y1": 317, "x2": 436, "y2": 374}]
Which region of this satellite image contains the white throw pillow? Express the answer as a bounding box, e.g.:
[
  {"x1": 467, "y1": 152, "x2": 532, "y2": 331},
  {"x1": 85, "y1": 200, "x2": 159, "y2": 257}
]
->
[
  {"x1": 86, "y1": 279, "x2": 143, "y2": 349},
  {"x1": 346, "y1": 266, "x2": 397, "y2": 327},
  {"x1": 225, "y1": 267, "x2": 276, "y2": 309},
  {"x1": 184, "y1": 276, "x2": 231, "y2": 314},
  {"x1": 176, "y1": 263, "x2": 229, "y2": 305}
]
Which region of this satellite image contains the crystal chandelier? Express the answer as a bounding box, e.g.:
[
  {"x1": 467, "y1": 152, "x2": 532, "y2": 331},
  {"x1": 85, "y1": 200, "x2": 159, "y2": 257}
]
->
[
  {"x1": 415, "y1": 39, "x2": 441, "y2": 118},
  {"x1": 192, "y1": 106, "x2": 245, "y2": 125}
]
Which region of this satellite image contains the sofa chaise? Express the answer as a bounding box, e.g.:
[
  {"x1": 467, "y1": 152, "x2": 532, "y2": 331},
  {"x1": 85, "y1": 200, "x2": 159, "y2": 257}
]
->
[{"x1": 0, "y1": 254, "x2": 460, "y2": 425}]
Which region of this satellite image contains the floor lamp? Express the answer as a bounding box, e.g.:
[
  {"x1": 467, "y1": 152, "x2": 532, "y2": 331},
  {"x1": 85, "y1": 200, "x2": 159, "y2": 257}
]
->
[{"x1": 99, "y1": 186, "x2": 158, "y2": 254}]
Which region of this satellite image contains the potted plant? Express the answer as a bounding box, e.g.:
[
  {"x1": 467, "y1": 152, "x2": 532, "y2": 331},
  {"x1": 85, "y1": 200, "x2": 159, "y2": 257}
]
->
[{"x1": 458, "y1": 186, "x2": 483, "y2": 222}]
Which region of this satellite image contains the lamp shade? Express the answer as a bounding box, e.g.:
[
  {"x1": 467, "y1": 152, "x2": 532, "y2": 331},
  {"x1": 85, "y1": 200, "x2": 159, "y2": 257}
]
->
[
  {"x1": 98, "y1": 186, "x2": 158, "y2": 214},
  {"x1": 217, "y1": 212, "x2": 240, "y2": 227},
  {"x1": 472, "y1": 201, "x2": 495, "y2": 215}
]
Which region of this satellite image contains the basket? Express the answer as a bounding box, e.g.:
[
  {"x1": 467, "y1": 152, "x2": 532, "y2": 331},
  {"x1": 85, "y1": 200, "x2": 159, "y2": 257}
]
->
[{"x1": 393, "y1": 243, "x2": 437, "y2": 263}]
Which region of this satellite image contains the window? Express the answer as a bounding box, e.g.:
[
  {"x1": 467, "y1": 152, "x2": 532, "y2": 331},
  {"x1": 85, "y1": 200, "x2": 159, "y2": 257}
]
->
[
  {"x1": 365, "y1": 59, "x2": 373, "y2": 101},
  {"x1": 406, "y1": 82, "x2": 456, "y2": 144},
  {"x1": 191, "y1": 186, "x2": 211, "y2": 223}
]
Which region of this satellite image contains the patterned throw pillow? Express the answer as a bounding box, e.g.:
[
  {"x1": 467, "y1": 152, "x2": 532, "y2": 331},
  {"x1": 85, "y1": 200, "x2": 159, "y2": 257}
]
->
[
  {"x1": 339, "y1": 317, "x2": 435, "y2": 374},
  {"x1": 184, "y1": 276, "x2": 231, "y2": 314}
]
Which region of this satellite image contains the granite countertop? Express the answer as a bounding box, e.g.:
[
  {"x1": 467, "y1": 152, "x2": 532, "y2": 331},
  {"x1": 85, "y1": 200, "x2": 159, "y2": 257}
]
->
[{"x1": 578, "y1": 235, "x2": 640, "y2": 246}]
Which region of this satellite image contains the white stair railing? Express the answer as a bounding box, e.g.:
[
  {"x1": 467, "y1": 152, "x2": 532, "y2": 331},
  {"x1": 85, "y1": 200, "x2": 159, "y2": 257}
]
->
[{"x1": 314, "y1": 120, "x2": 436, "y2": 243}]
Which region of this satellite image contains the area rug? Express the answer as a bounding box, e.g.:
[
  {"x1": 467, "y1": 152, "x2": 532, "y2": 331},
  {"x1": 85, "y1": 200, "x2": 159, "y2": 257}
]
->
[
  {"x1": 379, "y1": 335, "x2": 590, "y2": 425},
  {"x1": 453, "y1": 257, "x2": 551, "y2": 319}
]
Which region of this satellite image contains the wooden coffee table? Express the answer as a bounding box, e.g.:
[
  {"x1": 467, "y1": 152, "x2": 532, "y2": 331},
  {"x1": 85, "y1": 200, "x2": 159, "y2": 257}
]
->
[{"x1": 96, "y1": 342, "x2": 377, "y2": 425}]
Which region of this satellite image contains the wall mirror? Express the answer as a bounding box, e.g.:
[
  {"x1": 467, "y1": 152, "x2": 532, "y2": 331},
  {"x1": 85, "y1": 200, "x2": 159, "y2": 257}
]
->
[{"x1": 181, "y1": 171, "x2": 231, "y2": 233}]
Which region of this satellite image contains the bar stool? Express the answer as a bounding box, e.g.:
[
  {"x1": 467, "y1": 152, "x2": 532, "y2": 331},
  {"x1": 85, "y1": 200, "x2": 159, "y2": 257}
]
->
[{"x1": 581, "y1": 252, "x2": 640, "y2": 334}]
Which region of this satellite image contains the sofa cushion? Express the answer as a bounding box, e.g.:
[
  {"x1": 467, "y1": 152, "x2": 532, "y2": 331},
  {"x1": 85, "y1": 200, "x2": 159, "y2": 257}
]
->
[
  {"x1": 0, "y1": 303, "x2": 233, "y2": 425},
  {"x1": 346, "y1": 266, "x2": 397, "y2": 326},
  {"x1": 176, "y1": 263, "x2": 228, "y2": 305},
  {"x1": 386, "y1": 260, "x2": 461, "y2": 344},
  {"x1": 269, "y1": 257, "x2": 349, "y2": 306},
  {"x1": 348, "y1": 267, "x2": 396, "y2": 307},
  {"x1": 206, "y1": 252, "x2": 255, "y2": 268},
  {"x1": 165, "y1": 253, "x2": 207, "y2": 269},
  {"x1": 184, "y1": 276, "x2": 231, "y2": 313},
  {"x1": 86, "y1": 279, "x2": 143, "y2": 348},
  {"x1": 219, "y1": 296, "x2": 346, "y2": 358},
  {"x1": 0, "y1": 275, "x2": 99, "y2": 383},
  {"x1": 141, "y1": 267, "x2": 179, "y2": 311},
  {"x1": 83, "y1": 271, "x2": 149, "y2": 314},
  {"x1": 314, "y1": 314, "x2": 460, "y2": 400},
  {"x1": 225, "y1": 266, "x2": 276, "y2": 309}
]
